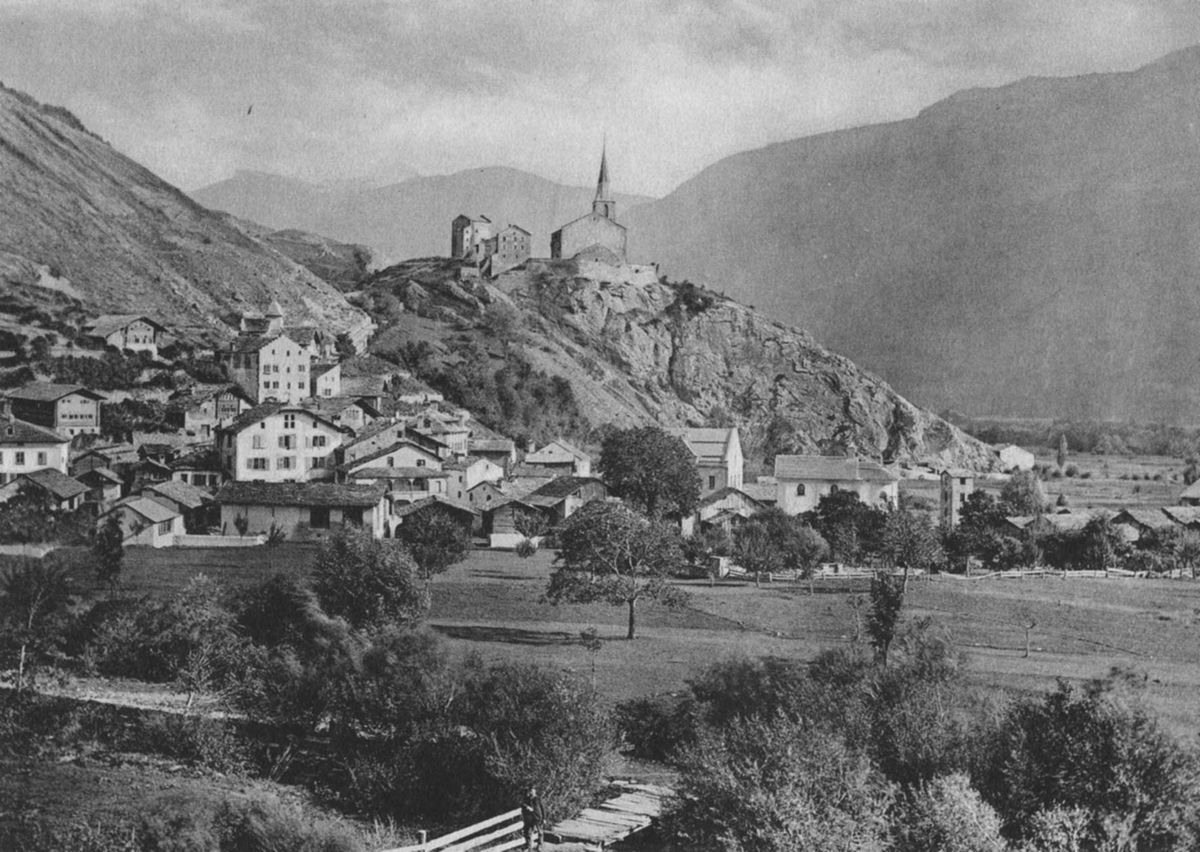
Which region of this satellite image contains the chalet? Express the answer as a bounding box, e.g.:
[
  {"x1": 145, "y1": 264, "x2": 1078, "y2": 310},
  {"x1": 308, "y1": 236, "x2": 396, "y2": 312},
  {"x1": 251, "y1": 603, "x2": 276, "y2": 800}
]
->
[
  {"x1": 216, "y1": 481, "x2": 389, "y2": 540},
  {"x1": 339, "y1": 439, "x2": 443, "y2": 479},
  {"x1": 444, "y1": 456, "x2": 505, "y2": 502},
  {"x1": 342, "y1": 422, "x2": 450, "y2": 464},
  {"x1": 99, "y1": 496, "x2": 184, "y2": 548},
  {"x1": 469, "y1": 438, "x2": 517, "y2": 468},
  {"x1": 71, "y1": 444, "x2": 139, "y2": 478},
  {"x1": 995, "y1": 445, "x2": 1036, "y2": 472},
  {"x1": 143, "y1": 480, "x2": 218, "y2": 533},
  {"x1": 669, "y1": 427, "x2": 743, "y2": 494},
  {"x1": 7, "y1": 383, "x2": 105, "y2": 437},
  {"x1": 0, "y1": 468, "x2": 88, "y2": 511},
  {"x1": 217, "y1": 403, "x2": 351, "y2": 483},
  {"x1": 169, "y1": 448, "x2": 223, "y2": 490},
  {"x1": 129, "y1": 458, "x2": 173, "y2": 494},
  {"x1": 681, "y1": 486, "x2": 765, "y2": 537},
  {"x1": 502, "y1": 463, "x2": 557, "y2": 497},
  {"x1": 83, "y1": 315, "x2": 165, "y2": 357},
  {"x1": 301, "y1": 396, "x2": 379, "y2": 435},
  {"x1": 393, "y1": 494, "x2": 478, "y2": 537},
  {"x1": 525, "y1": 439, "x2": 591, "y2": 477},
  {"x1": 484, "y1": 497, "x2": 543, "y2": 548},
  {"x1": 0, "y1": 408, "x2": 70, "y2": 481},
  {"x1": 347, "y1": 467, "x2": 449, "y2": 503},
  {"x1": 76, "y1": 467, "x2": 123, "y2": 509},
  {"x1": 171, "y1": 385, "x2": 253, "y2": 439},
  {"x1": 341, "y1": 375, "x2": 390, "y2": 410},
  {"x1": 1113, "y1": 508, "x2": 1178, "y2": 544},
  {"x1": 521, "y1": 476, "x2": 608, "y2": 526},
  {"x1": 1161, "y1": 506, "x2": 1200, "y2": 529},
  {"x1": 415, "y1": 419, "x2": 471, "y2": 456},
  {"x1": 467, "y1": 479, "x2": 507, "y2": 511},
  {"x1": 773, "y1": 455, "x2": 899, "y2": 516}
]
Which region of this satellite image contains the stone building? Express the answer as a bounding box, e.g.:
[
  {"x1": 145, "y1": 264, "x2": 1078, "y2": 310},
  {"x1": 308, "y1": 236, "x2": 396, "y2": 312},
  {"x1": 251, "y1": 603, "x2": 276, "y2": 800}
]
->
[
  {"x1": 939, "y1": 469, "x2": 975, "y2": 528},
  {"x1": 551, "y1": 147, "x2": 627, "y2": 264},
  {"x1": 486, "y1": 224, "x2": 531, "y2": 275},
  {"x1": 451, "y1": 214, "x2": 494, "y2": 259}
]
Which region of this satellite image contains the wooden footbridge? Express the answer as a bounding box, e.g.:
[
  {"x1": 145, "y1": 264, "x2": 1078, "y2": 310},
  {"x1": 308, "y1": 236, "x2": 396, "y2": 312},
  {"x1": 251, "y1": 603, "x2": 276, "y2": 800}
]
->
[{"x1": 382, "y1": 781, "x2": 672, "y2": 852}]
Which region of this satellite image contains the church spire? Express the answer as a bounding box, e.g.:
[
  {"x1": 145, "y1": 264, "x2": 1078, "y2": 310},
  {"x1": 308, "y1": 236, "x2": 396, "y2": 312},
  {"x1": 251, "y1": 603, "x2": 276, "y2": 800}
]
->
[{"x1": 592, "y1": 142, "x2": 616, "y2": 220}]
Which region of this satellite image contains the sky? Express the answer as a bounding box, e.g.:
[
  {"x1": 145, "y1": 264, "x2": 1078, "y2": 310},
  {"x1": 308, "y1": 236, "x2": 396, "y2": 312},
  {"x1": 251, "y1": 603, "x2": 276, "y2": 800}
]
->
[{"x1": 2, "y1": 0, "x2": 1200, "y2": 197}]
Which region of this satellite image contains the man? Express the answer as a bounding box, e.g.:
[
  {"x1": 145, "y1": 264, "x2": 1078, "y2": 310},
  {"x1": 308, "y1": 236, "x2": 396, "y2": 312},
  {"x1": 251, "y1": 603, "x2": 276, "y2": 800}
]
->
[{"x1": 520, "y1": 785, "x2": 545, "y2": 851}]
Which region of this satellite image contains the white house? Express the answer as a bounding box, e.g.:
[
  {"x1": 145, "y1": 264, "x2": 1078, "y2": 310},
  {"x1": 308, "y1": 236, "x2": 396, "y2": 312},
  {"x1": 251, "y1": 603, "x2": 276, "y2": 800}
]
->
[
  {"x1": 83, "y1": 315, "x2": 165, "y2": 357},
  {"x1": 995, "y1": 444, "x2": 1036, "y2": 472},
  {"x1": 443, "y1": 456, "x2": 505, "y2": 502},
  {"x1": 525, "y1": 439, "x2": 591, "y2": 477},
  {"x1": 175, "y1": 385, "x2": 254, "y2": 439},
  {"x1": 773, "y1": 455, "x2": 899, "y2": 516},
  {"x1": 669, "y1": 427, "x2": 743, "y2": 494},
  {"x1": 7, "y1": 383, "x2": 104, "y2": 437},
  {"x1": 216, "y1": 481, "x2": 389, "y2": 540},
  {"x1": 99, "y1": 496, "x2": 184, "y2": 548},
  {"x1": 0, "y1": 408, "x2": 69, "y2": 482},
  {"x1": 311, "y1": 362, "x2": 342, "y2": 398},
  {"x1": 216, "y1": 403, "x2": 351, "y2": 483}
]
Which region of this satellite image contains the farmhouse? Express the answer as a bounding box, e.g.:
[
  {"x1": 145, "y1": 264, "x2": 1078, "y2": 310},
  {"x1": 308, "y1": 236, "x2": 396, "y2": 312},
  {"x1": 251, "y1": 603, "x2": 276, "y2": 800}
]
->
[
  {"x1": 83, "y1": 314, "x2": 165, "y2": 357},
  {"x1": 392, "y1": 494, "x2": 478, "y2": 537},
  {"x1": 444, "y1": 456, "x2": 505, "y2": 501},
  {"x1": 98, "y1": 496, "x2": 184, "y2": 548},
  {"x1": 169, "y1": 448, "x2": 223, "y2": 490},
  {"x1": 669, "y1": 427, "x2": 743, "y2": 494},
  {"x1": 0, "y1": 467, "x2": 88, "y2": 511},
  {"x1": 1113, "y1": 507, "x2": 1178, "y2": 544},
  {"x1": 681, "y1": 486, "x2": 765, "y2": 538},
  {"x1": 310, "y1": 361, "x2": 342, "y2": 398},
  {"x1": 216, "y1": 481, "x2": 389, "y2": 540},
  {"x1": 0, "y1": 408, "x2": 69, "y2": 481},
  {"x1": 469, "y1": 438, "x2": 517, "y2": 468},
  {"x1": 520, "y1": 476, "x2": 608, "y2": 525},
  {"x1": 143, "y1": 480, "x2": 218, "y2": 533},
  {"x1": 71, "y1": 444, "x2": 139, "y2": 478},
  {"x1": 216, "y1": 403, "x2": 351, "y2": 483},
  {"x1": 773, "y1": 455, "x2": 899, "y2": 515},
  {"x1": 525, "y1": 439, "x2": 591, "y2": 476},
  {"x1": 76, "y1": 466, "x2": 122, "y2": 509},
  {"x1": 171, "y1": 385, "x2": 253, "y2": 439},
  {"x1": 7, "y1": 383, "x2": 104, "y2": 437}
]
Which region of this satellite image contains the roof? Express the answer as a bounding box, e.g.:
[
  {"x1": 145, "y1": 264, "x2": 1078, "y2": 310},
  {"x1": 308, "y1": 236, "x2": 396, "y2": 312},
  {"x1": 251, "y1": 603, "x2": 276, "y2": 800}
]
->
[
  {"x1": 20, "y1": 468, "x2": 88, "y2": 501},
  {"x1": 507, "y1": 463, "x2": 557, "y2": 479},
  {"x1": 668, "y1": 427, "x2": 738, "y2": 464},
  {"x1": 443, "y1": 456, "x2": 497, "y2": 472},
  {"x1": 173, "y1": 383, "x2": 252, "y2": 407},
  {"x1": 739, "y1": 483, "x2": 778, "y2": 504},
  {"x1": 501, "y1": 224, "x2": 531, "y2": 236},
  {"x1": 698, "y1": 486, "x2": 764, "y2": 510},
  {"x1": 221, "y1": 402, "x2": 347, "y2": 436},
  {"x1": 1113, "y1": 508, "x2": 1177, "y2": 531},
  {"x1": 76, "y1": 466, "x2": 122, "y2": 485},
  {"x1": 392, "y1": 494, "x2": 478, "y2": 518},
  {"x1": 773, "y1": 455, "x2": 898, "y2": 484},
  {"x1": 1180, "y1": 481, "x2": 1200, "y2": 501},
  {"x1": 1005, "y1": 515, "x2": 1037, "y2": 530},
  {"x1": 216, "y1": 481, "x2": 386, "y2": 508},
  {"x1": 1162, "y1": 506, "x2": 1200, "y2": 526},
  {"x1": 105, "y1": 496, "x2": 179, "y2": 525},
  {"x1": 227, "y1": 332, "x2": 286, "y2": 353},
  {"x1": 302, "y1": 396, "x2": 380, "y2": 420},
  {"x1": 0, "y1": 412, "x2": 67, "y2": 445},
  {"x1": 342, "y1": 376, "x2": 388, "y2": 397},
  {"x1": 340, "y1": 439, "x2": 441, "y2": 472},
  {"x1": 470, "y1": 438, "x2": 515, "y2": 454},
  {"x1": 348, "y1": 467, "x2": 450, "y2": 480},
  {"x1": 526, "y1": 439, "x2": 589, "y2": 465},
  {"x1": 553, "y1": 211, "x2": 628, "y2": 235},
  {"x1": 76, "y1": 444, "x2": 139, "y2": 465},
  {"x1": 526, "y1": 476, "x2": 606, "y2": 503},
  {"x1": 170, "y1": 448, "x2": 220, "y2": 471},
  {"x1": 1036, "y1": 511, "x2": 1097, "y2": 533},
  {"x1": 7, "y1": 383, "x2": 105, "y2": 402},
  {"x1": 145, "y1": 480, "x2": 215, "y2": 510},
  {"x1": 84, "y1": 314, "x2": 164, "y2": 337}
]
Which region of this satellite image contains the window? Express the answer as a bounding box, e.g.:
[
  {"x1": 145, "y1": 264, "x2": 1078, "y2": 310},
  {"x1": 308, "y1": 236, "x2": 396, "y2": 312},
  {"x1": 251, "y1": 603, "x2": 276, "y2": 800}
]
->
[
  {"x1": 387, "y1": 457, "x2": 395, "y2": 467},
  {"x1": 311, "y1": 457, "x2": 327, "y2": 469},
  {"x1": 343, "y1": 506, "x2": 364, "y2": 527},
  {"x1": 36, "y1": 452, "x2": 46, "y2": 466},
  {"x1": 157, "y1": 521, "x2": 172, "y2": 535},
  {"x1": 251, "y1": 435, "x2": 265, "y2": 449},
  {"x1": 311, "y1": 435, "x2": 326, "y2": 448},
  {"x1": 279, "y1": 435, "x2": 296, "y2": 450},
  {"x1": 708, "y1": 475, "x2": 716, "y2": 489},
  {"x1": 14, "y1": 452, "x2": 24, "y2": 465},
  {"x1": 310, "y1": 506, "x2": 330, "y2": 529},
  {"x1": 796, "y1": 483, "x2": 806, "y2": 496},
  {"x1": 248, "y1": 458, "x2": 268, "y2": 470},
  {"x1": 278, "y1": 456, "x2": 294, "y2": 470},
  {"x1": 416, "y1": 458, "x2": 426, "y2": 467},
  {"x1": 298, "y1": 363, "x2": 306, "y2": 373},
  {"x1": 829, "y1": 484, "x2": 839, "y2": 494}
]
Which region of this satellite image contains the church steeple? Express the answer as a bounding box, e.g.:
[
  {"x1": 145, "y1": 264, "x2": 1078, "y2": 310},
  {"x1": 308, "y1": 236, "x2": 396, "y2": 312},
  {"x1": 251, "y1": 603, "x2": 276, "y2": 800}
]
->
[{"x1": 592, "y1": 144, "x2": 616, "y2": 221}]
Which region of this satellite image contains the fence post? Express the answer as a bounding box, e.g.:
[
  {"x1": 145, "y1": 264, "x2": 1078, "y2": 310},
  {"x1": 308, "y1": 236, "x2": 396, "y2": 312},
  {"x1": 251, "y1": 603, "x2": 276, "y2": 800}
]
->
[{"x1": 418, "y1": 829, "x2": 427, "y2": 850}]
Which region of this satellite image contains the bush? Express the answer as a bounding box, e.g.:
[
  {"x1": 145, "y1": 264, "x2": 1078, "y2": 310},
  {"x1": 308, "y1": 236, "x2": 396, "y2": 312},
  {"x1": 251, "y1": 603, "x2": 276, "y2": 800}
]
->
[
  {"x1": 140, "y1": 714, "x2": 248, "y2": 774},
  {"x1": 1064, "y1": 464, "x2": 1079, "y2": 477},
  {"x1": 614, "y1": 694, "x2": 700, "y2": 761},
  {"x1": 514, "y1": 538, "x2": 537, "y2": 558},
  {"x1": 895, "y1": 773, "x2": 1006, "y2": 852}
]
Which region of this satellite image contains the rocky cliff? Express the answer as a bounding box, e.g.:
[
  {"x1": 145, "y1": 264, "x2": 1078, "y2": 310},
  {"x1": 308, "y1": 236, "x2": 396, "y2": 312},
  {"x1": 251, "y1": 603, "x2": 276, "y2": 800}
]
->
[{"x1": 363, "y1": 259, "x2": 995, "y2": 470}]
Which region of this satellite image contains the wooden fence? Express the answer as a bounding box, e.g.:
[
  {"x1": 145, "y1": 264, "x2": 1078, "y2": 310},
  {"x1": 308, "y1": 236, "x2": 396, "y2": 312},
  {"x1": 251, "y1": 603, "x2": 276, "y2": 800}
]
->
[{"x1": 382, "y1": 808, "x2": 524, "y2": 852}]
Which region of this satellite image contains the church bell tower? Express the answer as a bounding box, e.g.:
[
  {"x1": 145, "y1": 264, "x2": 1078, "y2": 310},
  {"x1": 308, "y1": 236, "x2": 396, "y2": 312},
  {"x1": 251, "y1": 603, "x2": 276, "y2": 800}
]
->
[{"x1": 592, "y1": 145, "x2": 616, "y2": 221}]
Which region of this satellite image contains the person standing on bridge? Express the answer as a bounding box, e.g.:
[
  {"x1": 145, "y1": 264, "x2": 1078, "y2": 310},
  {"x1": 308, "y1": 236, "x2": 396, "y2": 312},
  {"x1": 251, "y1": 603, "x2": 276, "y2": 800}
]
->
[{"x1": 521, "y1": 785, "x2": 545, "y2": 851}]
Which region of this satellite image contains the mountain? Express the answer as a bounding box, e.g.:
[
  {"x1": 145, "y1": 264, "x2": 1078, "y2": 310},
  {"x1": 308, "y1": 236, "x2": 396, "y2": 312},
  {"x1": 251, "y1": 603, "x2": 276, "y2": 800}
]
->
[
  {"x1": 192, "y1": 167, "x2": 654, "y2": 268},
  {"x1": 0, "y1": 85, "x2": 371, "y2": 344},
  {"x1": 360, "y1": 258, "x2": 995, "y2": 470},
  {"x1": 624, "y1": 46, "x2": 1200, "y2": 423}
]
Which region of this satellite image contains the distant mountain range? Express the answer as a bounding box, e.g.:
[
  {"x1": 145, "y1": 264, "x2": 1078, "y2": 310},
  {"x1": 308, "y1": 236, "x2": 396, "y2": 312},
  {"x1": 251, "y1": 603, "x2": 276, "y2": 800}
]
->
[
  {"x1": 0, "y1": 84, "x2": 370, "y2": 344},
  {"x1": 192, "y1": 168, "x2": 654, "y2": 267},
  {"x1": 625, "y1": 46, "x2": 1200, "y2": 423}
]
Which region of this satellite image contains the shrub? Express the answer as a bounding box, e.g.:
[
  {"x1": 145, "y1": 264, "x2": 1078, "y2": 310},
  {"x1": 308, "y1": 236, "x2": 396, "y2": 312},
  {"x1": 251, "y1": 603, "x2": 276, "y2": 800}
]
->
[
  {"x1": 895, "y1": 773, "x2": 1006, "y2": 852},
  {"x1": 140, "y1": 714, "x2": 248, "y2": 774},
  {"x1": 514, "y1": 538, "x2": 537, "y2": 558},
  {"x1": 614, "y1": 694, "x2": 700, "y2": 761},
  {"x1": 310, "y1": 529, "x2": 429, "y2": 631},
  {"x1": 1064, "y1": 464, "x2": 1079, "y2": 477}
]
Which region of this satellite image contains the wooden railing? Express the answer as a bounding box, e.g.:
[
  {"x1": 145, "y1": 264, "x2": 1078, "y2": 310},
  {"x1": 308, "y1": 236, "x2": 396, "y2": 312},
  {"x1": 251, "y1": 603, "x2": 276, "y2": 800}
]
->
[{"x1": 382, "y1": 808, "x2": 525, "y2": 852}]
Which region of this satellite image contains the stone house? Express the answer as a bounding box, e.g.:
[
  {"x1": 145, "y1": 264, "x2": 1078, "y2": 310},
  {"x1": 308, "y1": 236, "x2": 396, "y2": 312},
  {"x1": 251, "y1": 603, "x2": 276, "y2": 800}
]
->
[
  {"x1": 0, "y1": 408, "x2": 70, "y2": 482},
  {"x1": 222, "y1": 331, "x2": 312, "y2": 405},
  {"x1": 76, "y1": 467, "x2": 123, "y2": 509},
  {"x1": 669, "y1": 427, "x2": 743, "y2": 494},
  {"x1": 0, "y1": 467, "x2": 88, "y2": 512},
  {"x1": 83, "y1": 315, "x2": 166, "y2": 357},
  {"x1": 169, "y1": 448, "x2": 223, "y2": 490},
  {"x1": 525, "y1": 439, "x2": 591, "y2": 477},
  {"x1": 301, "y1": 396, "x2": 379, "y2": 436},
  {"x1": 486, "y1": 224, "x2": 531, "y2": 276},
  {"x1": 469, "y1": 438, "x2": 517, "y2": 468},
  {"x1": 7, "y1": 383, "x2": 104, "y2": 437},
  {"x1": 143, "y1": 480, "x2": 218, "y2": 534},
  {"x1": 939, "y1": 469, "x2": 975, "y2": 528},
  {"x1": 681, "y1": 486, "x2": 765, "y2": 538},
  {"x1": 216, "y1": 481, "x2": 389, "y2": 540},
  {"x1": 217, "y1": 403, "x2": 352, "y2": 483},
  {"x1": 773, "y1": 455, "x2": 899, "y2": 516},
  {"x1": 451, "y1": 214, "x2": 494, "y2": 260},
  {"x1": 311, "y1": 362, "x2": 342, "y2": 398},
  {"x1": 173, "y1": 385, "x2": 254, "y2": 439},
  {"x1": 443, "y1": 456, "x2": 505, "y2": 502}
]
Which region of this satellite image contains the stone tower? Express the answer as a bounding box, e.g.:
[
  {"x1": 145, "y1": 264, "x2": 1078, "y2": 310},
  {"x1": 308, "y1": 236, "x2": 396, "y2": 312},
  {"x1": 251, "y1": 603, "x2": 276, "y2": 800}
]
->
[{"x1": 592, "y1": 145, "x2": 616, "y2": 220}]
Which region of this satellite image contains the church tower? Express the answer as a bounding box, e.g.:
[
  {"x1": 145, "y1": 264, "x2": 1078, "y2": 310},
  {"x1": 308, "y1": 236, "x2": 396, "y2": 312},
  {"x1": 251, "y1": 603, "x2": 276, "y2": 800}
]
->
[{"x1": 592, "y1": 145, "x2": 616, "y2": 221}]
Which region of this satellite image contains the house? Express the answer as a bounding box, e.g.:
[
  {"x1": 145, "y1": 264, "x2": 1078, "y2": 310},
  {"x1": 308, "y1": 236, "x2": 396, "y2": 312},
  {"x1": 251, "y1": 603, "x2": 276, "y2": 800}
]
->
[
  {"x1": 76, "y1": 467, "x2": 123, "y2": 509},
  {"x1": 451, "y1": 214, "x2": 494, "y2": 260},
  {"x1": 339, "y1": 438, "x2": 443, "y2": 479},
  {"x1": 520, "y1": 476, "x2": 608, "y2": 526},
  {"x1": 221, "y1": 330, "x2": 313, "y2": 405},
  {"x1": 0, "y1": 468, "x2": 88, "y2": 511},
  {"x1": 525, "y1": 439, "x2": 591, "y2": 477},
  {"x1": 501, "y1": 463, "x2": 557, "y2": 497},
  {"x1": 773, "y1": 455, "x2": 899, "y2": 516},
  {"x1": 99, "y1": 496, "x2": 184, "y2": 548},
  {"x1": 311, "y1": 361, "x2": 342, "y2": 398},
  {"x1": 1178, "y1": 481, "x2": 1200, "y2": 506},
  {"x1": 550, "y1": 149, "x2": 627, "y2": 264},
  {"x1": 216, "y1": 481, "x2": 389, "y2": 540},
  {"x1": 415, "y1": 420, "x2": 471, "y2": 457},
  {"x1": 669, "y1": 427, "x2": 743, "y2": 494},
  {"x1": 71, "y1": 444, "x2": 139, "y2": 478},
  {"x1": 484, "y1": 498, "x2": 544, "y2": 548},
  {"x1": 443, "y1": 456, "x2": 505, "y2": 502},
  {"x1": 301, "y1": 396, "x2": 378, "y2": 435},
  {"x1": 172, "y1": 385, "x2": 253, "y2": 439},
  {"x1": 347, "y1": 466, "x2": 449, "y2": 504},
  {"x1": 681, "y1": 486, "x2": 765, "y2": 537},
  {"x1": 485, "y1": 224, "x2": 531, "y2": 276},
  {"x1": 1113, "y1": 508, "x2": 1178, "y2": 544},
  {"x1": 7, "y1": 383, "x2": 105, "y2": 437},
  {"x1": 143, "y1": 480, "x2": 218, "y2": 533},
  {"x1": 169, "y1": 448, "x2": 224, "y2": 490},
  {"x1": 217, "y1": 403, "x2": 351, "y2": 483},
  {"x1": 995, "y1": 445, "x2": 1036, "y2": 473},
  {"x1": 1161, "y1": 506, "x2": 1200, "y2": 529},
  {"x1": 342, "y1": 422, "x2": 450, "y2": 464},
  {"x1": 939, "y1": 469, "x2": 976, "y2": 528},
  {"x1": 0, "y1": 407, "x2": 70, "y2": 481},
  {"x1": 392, "y1": 495, "x2": 478, "y2": 538},
  {"x1": 83, "y1": 315, "x2": 165, "y2": 357},
  {"x1": 740, "y1": 481, "x2": 778, "y2": 507},
  {"x1": 467, "y1": 479, "x2": 507, "y2": 512},
  {"x1": 128, "y1": 458, "x2": 173, "y2": 494},
  {"x1": 469, "y1": 438, "x2": 517, "y2": 468}
]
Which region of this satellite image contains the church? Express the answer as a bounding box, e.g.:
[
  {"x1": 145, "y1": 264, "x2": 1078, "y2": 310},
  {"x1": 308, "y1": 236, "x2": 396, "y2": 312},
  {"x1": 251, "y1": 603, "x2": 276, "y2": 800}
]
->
[{"x1": 550, "y1": 147, "x2": 627, "y2": 265}]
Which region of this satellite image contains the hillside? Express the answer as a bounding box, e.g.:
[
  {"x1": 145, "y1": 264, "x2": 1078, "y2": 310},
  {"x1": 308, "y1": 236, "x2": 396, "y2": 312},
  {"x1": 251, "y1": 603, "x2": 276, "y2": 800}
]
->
[
  {"x1": 359, "y1": 258, "x2": 995, "y2": 471},
  {"x1": 0, "y1": 84, "x2": 371, "y2": 345},
  {"x1": 624, "y1": 45, "x2": 1200, "y2": 423},
  {"x1": 193, "y1": 167, "x2": 653, "y2": 267}
]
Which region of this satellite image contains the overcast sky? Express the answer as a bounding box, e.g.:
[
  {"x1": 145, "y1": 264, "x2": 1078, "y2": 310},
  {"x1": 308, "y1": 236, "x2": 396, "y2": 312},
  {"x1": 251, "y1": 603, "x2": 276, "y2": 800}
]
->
[{"x1": 2, "y1": 0, "x2": 1200, "y2": 196}]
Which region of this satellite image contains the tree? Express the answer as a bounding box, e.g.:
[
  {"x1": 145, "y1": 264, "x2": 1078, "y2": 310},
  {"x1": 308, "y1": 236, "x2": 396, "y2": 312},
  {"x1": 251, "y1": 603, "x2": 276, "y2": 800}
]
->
[
  {"x1": 896, "y1": 774, "x2": 1006, "y2": 852},
  {"x1": 597, "y1": 426, "x2": 699, "y2": 519},
  {"x1": 1000, "y1": 470, "x2": 1047, "y2": 516},
  {"x1": 0, "y1": 557, "x2": 76, "y2": 692},
  {"x1": 1057, "y1": 434, "x2": 1069, "y2": 470},
  {"x1": 1077, "y1": 515, "x2": 1129, "y2": 572},
  {"x1": 335, "y1": 332, "x2": 358, "y2": 360},
  {"x1": 880, "y1": 508, "x2": 945, "y2": 586},
  {"x1": 867, "y1": 574, "x2": 904, "y2": 665},
  {"x1": 1176, "y1": 530, "x2": 1200, "y2": 579},
  {"x1": 395, "y1": 506, "x2": 470, "y2": 587},
  {"x1": 311, "y1": 528, "x2": 430, "y2": 631},
  {"x1": 93, "y1": 513, "x2": 125, "y2": 590},
  {"x1": 805, "y1": 490, "x2": 888, "y2": 564},
  {"x1": 733, "y1": 508, "x2": 828, "y2": 588},
  {"x1": 547, "y1": 501, "x2": 686, "y2": 639}
]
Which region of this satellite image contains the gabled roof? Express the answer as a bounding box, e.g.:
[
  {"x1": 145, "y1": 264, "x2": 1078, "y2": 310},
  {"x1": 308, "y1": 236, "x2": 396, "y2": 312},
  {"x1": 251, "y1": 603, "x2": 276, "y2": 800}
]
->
[
  {"x1": 739, "y1": 483, "x2": 778, "y2": 504},
  {"x1": 469, "y1": 438, "x2": 515, "y2": 453},
  {"x1": 348, "y1": 467, "x2": 450, "y2": 480},
  {"x1": 698, "y1": 486, "x2": 765, "y2": 510},
  {"x1": 500, "y1": 224, "x2": 531, "y2": 236},
  {"x1": 75, "y1": 443, "x2": 139, "y2": 465},
  {"x1": 173, "y1": 383, "x2": 253, "y2": 408},
  {"x1": 669, "y1": 427, "x2": 739, "y2": 464},
  {"x1": 552, "y1": 211, "x2": 628, "y2": 235},
  {"x1": 170, "y1": 448, "x2": 221, "y2": 471},
  {"x1": 340, "y1": 438, "x2": 441, "y2": 472},
  {"x1": 392, "y1": 494, "x2": 478, "y2": 518},
  {"x1": 1180, "y1": 481, "x2": 1200, "y2": 502},
  {"x1": 227, "y1": 332, "x2": 292, "y2": 353},
  {"x1": 1162, "y1": 506, "x2": 1200, "y2": 526},
  {"x1": 216, "y1": 481, "x2": 386, "y2": 508},
  {"x1": 773, "y1": 455, "x2": 898, "y2": 484},
  {"x1": 526, "y1": 439, "x2": 589, "y2": 465},
  {"x1": 76, "y1": 466, "x2": 122, "y2": 485},
  {"x1": 7, "y1": 383, "x2": 105, "y2": 402},
  {"x1": 1112, "y1": 508, "x2": 1177, "y2": 531},
  {"x1": 506, "y1": 462, "x2": 557, "y2": 479},
  {"x1": 443, "y1": 455, "x2": 498, "y2": 472},
  {"x1": 103, "y1": 495, "x2": 179, "y2": 525},
  {"x1": 302, "y1": 396, "x2": 380, "y2": 420},
  {"x1": 221, "y1": 402, "x2": 348, "y2": 436},
  {"x1": 84, "y1": 314, "x2": 165, "y2": 337},
  {"x1": 526, "y1": 476, "x2": 606, "y2": 504},
  {"x1": 20, "y1": 468, "x2": 88, "y2": 501},
  {"x1": 145, "y1": 480, "x2": 215, "y2": 510},
  {"x1": 0, "y1": 412, "x2": 67, "y2": 445}
]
